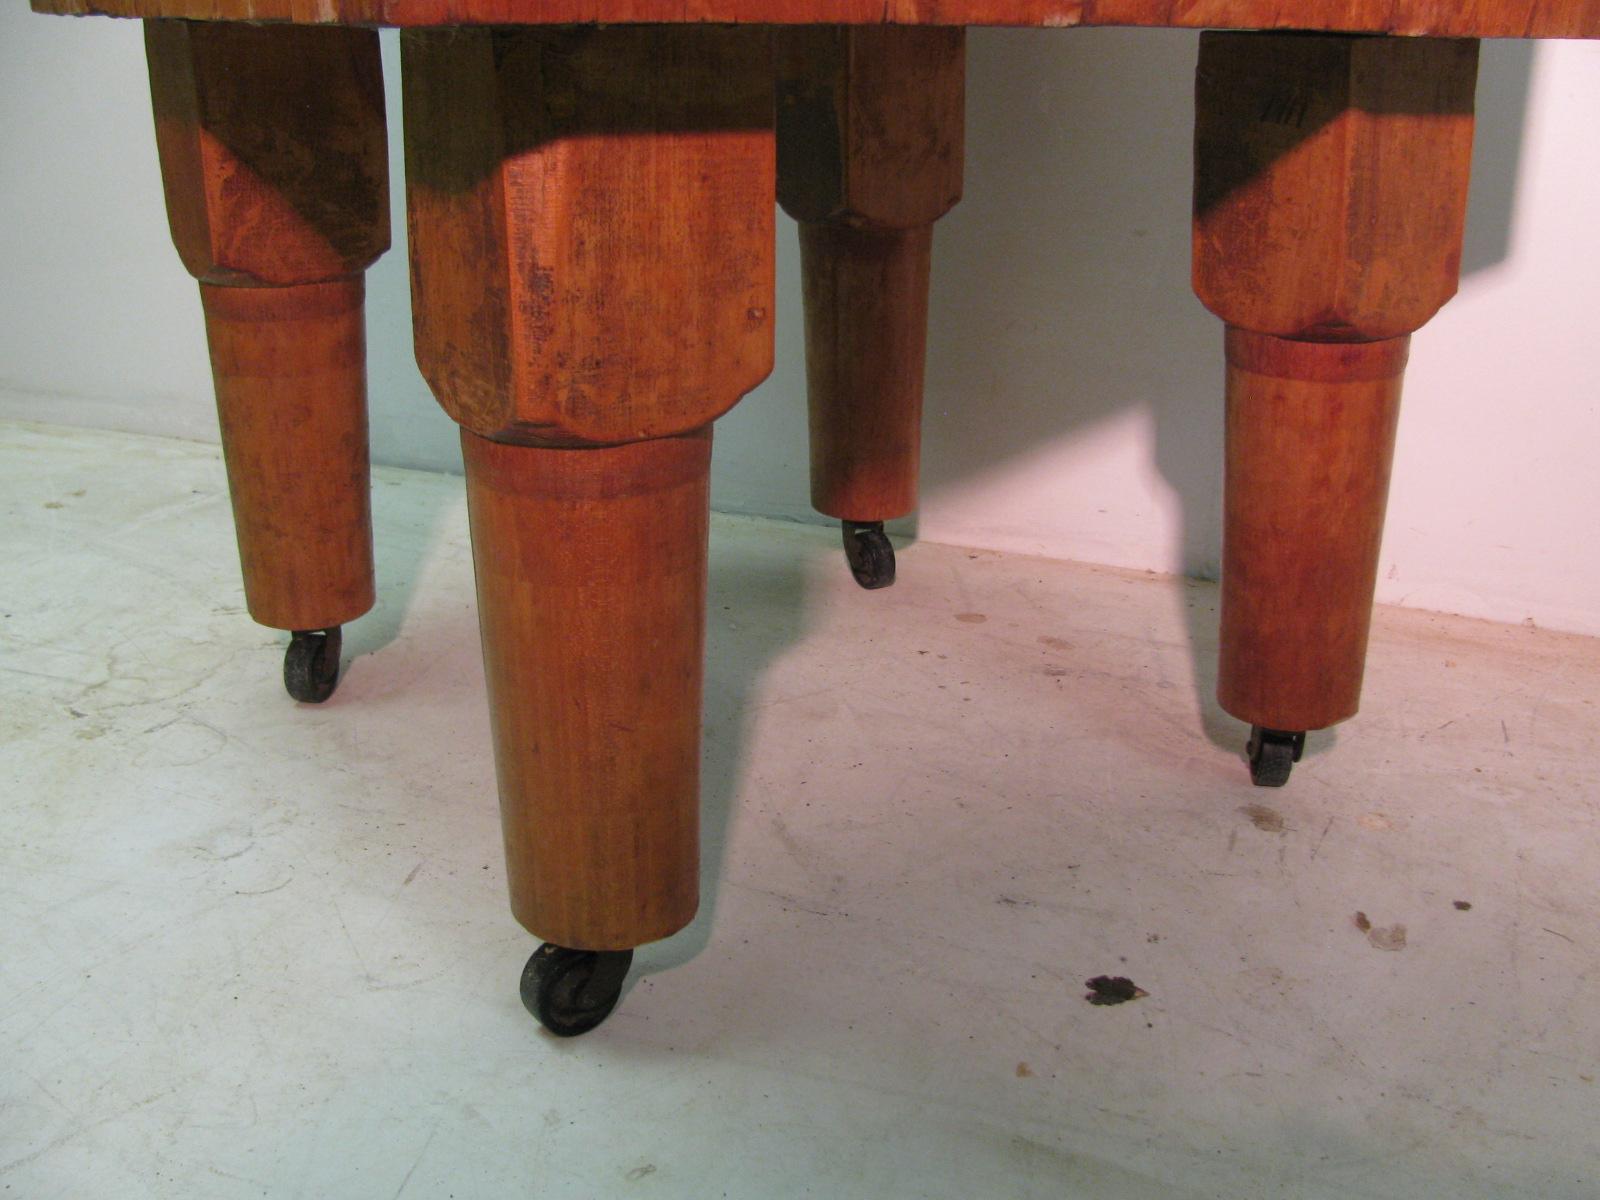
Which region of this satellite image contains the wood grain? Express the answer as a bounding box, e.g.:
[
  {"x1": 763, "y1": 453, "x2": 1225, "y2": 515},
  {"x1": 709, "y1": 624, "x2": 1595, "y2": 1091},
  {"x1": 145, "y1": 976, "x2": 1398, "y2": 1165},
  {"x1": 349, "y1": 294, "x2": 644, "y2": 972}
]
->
[
  {"x1": 1218, "y1": 330, "x2": 1406, "y2": 731},
  {"x1": 202, "y1": 281, "x2": 376, "y2": 632},
  {"x1": 777, "y1": 26, "x2": 965, "y2": 231},
  {"x1": 462, "y1": 429, "x2": 710, "y2": 950},
  {"x1": 1193, "y1": 33, "x2": 1478, "y2": 342},
  {"x1": 146, "y1": 20, "x2": 389, "y2": 286},
  {"x1": 798, "y1": 222, "x2": 933, "y2": 521},
  {"x1": 404, "y1": 27, "x2": 779, "y2": 946},
  {"x1": 404, "y1": 26, "x2": 774, "y2": 447},
  {"x1": 36, "y1": 0, "x2": 1600, "y2": 38},
  {"x1": 148, "y1": 21, "x2": 388, "y2": 633},
  {"x1": 779, "y1": 27, "x2": 962, "y2": 522},
  {"x1": 1194, "y1": 32, "x2": 1474, "y2": 732}
]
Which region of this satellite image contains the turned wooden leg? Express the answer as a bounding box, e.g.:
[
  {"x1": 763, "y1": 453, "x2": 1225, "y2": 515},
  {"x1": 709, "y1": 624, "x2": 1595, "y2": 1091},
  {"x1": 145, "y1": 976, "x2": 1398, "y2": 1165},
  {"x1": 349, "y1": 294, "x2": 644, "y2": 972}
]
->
[
  {"x1": 403, "y1": 26, "x2": 773, "y2": 1034},
  {"x1": 777, "y1": 27, "x2": 964, "y2": 588},
  {"x1": 145, "y1": 21, "x2": 389, "y2": 701},
  {"x1": 462, "y1": 430, "x2": 710, "y2": 950},
  {"x1": 1193, "y1": 33, "x2": 1479, "y2": 784},
  {"x1": 1221, "y1": 332, "x2": 1407, "y2": 735},
  {"x1": 200, "y1": 282, "x2": 373, "y2": 634}
]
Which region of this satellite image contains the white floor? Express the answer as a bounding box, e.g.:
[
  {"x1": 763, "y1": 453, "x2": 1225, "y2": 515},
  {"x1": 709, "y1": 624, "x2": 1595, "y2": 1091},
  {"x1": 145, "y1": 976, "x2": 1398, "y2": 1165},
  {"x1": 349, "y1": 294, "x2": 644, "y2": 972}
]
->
[{"x1": 3, "y1": 421, "x2": 1598, "y2": 1199}]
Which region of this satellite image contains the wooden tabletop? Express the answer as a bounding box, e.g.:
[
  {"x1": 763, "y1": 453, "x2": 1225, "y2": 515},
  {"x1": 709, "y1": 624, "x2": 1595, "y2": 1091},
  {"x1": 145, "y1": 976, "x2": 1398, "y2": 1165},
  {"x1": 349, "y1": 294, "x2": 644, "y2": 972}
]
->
[{"x1": 29, "y1": 0, "x2": 1600, "y2": 38}]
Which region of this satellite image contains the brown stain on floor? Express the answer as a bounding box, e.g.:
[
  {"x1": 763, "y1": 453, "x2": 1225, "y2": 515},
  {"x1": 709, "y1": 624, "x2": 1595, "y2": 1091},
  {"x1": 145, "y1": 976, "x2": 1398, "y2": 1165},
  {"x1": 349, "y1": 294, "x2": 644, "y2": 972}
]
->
[
  {"x1": 1354, "y1": 911, "x2": 1407, "y2": 950},
  {"x1": 1240, "y1": 803, "x2": 1286, "y2": 833}
]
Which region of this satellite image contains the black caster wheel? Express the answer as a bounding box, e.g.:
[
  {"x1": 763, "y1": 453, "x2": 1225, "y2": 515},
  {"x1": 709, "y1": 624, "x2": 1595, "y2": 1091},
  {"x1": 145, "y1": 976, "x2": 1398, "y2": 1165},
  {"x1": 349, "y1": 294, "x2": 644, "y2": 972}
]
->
[
  {"x1": 283, "y1": 627, "x2": 342, "y2": 704},
  {"x1": 1246, "y1": 726, "x2": 1305, "y2": 787},
  {"x1": 520, "y1": 944, "x2": 634, "y2": 1037},
  {"x1": 842, "y1": 520, "x2": 896, "y2": 590}
]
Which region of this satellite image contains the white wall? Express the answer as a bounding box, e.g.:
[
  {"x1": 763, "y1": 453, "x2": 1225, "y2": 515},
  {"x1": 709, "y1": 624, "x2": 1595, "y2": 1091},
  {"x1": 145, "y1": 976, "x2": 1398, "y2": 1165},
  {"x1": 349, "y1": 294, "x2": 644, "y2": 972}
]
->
[{"x1": 4, "y1": 13, "x2": 1598, "y2": 634}]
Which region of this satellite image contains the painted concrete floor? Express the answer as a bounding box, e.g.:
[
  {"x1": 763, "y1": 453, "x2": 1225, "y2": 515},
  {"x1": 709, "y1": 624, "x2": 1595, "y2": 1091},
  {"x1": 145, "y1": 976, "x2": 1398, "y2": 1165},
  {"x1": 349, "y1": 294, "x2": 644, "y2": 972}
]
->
[{"x1": 3, "y1": 421, "x2": 1598, "y2": 1199}]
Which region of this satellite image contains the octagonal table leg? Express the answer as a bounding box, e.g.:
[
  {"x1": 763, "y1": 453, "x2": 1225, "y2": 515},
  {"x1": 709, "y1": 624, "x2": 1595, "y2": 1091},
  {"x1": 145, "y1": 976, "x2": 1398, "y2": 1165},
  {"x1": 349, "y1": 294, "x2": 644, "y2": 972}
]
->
[
  {"x1": 777, "y1": 27, "x2": 964, "y2": 588},
  {"x1": 144, "y1": 20, "x2": 390, "y2": 701},
  {"x1": 1191, "y1": 32, "x2": 1480, "y2": 784},
  {"x1": 402, "y1": 25, "x2": 775, "y2": 1034}
]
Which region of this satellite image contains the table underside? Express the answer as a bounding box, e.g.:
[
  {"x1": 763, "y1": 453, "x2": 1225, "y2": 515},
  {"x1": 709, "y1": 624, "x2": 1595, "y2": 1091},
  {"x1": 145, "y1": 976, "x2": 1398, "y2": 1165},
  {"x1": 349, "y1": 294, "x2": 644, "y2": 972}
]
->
[{"x1": 30, "y1": 0, "x2": 1600, "y2": 37}]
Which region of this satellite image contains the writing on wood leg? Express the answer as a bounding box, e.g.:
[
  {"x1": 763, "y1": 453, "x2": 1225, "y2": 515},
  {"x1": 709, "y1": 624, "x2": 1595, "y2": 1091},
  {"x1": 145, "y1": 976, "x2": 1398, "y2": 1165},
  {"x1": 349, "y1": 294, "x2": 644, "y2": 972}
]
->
[{"x1": 1192, "y1": 32, "x2": 1478, "y2": 778}]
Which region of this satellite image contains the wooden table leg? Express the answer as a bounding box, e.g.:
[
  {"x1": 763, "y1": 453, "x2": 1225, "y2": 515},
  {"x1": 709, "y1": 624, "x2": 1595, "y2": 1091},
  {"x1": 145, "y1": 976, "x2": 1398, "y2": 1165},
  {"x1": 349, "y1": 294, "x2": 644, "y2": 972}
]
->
[
  {"x1": 777, "y1": 27, "x2": 964, "y2": 589},
  {"x1": 461, "y1": 430, "x2": 710, "y2": 952},
  {"x1": 402, "y1": 26, "x2": 774, "y2": 1035},
  {"x1": 144, "y1": 21, "x2": 389, "y2": 702},
  {"x1": 1192, "y1": 32, "x2": 1479, "y2": 785}
]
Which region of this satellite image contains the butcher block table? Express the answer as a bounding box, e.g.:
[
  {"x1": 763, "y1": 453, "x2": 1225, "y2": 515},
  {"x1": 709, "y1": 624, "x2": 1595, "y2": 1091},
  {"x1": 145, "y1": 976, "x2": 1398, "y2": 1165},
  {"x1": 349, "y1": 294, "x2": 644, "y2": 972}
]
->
[{"x1": 29, "y1": 0, "x2": 1599, "y2": 1034}]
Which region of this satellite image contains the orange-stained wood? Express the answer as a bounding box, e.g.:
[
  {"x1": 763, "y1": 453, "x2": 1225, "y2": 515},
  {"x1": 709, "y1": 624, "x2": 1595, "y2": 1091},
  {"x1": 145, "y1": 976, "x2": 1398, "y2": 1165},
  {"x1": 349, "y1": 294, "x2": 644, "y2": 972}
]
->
[
  {"x1": 147, "y1": 20, "x2": 389, "y2": 635},
  {"x1": 145, "y1": 20, "x2": 389, "y2": 287},
  {"x1": 405, "y1": 26, "x2": 779, "y2": 951},
  {"x1": 1195, "y1": 32, "x2": 1476, "y2": 732},
  {"x1": 403, "y1": 25, "x2": 774, "y2": 447},
  {"x1": 202, "y1": 281, "x2": 375, "y2": 632},
  {"x1": 776, "y1": 26, "x2": 965, "y2": 232},
  {"x1": 37, "y1": 0, "x2": 1600, "y2": 40},
  {"x1": 1218, "y1": 331, "x2": 1406, "y2": 732},
  {"x1": 778, "y1": 27, "x2": 962, "y2": 523},
  {"x1": 462, "y1": 429, "x2": 711, "y2": 950},
  {"x1": 799, "y1": 222, "x2": 932, "y2": 520},
  {"x1": 1193, "y1": 33, "x2": 1478, "y2": 343}
]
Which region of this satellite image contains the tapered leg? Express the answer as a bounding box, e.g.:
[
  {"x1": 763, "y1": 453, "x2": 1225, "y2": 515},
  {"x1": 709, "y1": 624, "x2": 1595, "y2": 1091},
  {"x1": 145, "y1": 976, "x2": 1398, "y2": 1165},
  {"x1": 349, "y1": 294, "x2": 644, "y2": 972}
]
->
[
  {"x1": 403, "y1": 26, "x2": 774, "y2": 1034},
  {"x1": 777, "y1": 27, "x2": 964, "y2": 588},
  {"x1": 462, "y1": 429, "x2": 710, "y2": 950},
  {"x1": 1220, "y1": 331, "x2": 1407, "y2": 734},
  {"x1": 1192, "y1": 33, "x2": 1479, "y2": 784},
  {"x1": 145, "y1": 20, "x2": 389, "y2": 701},
  {"x1": 201, "y1": 282, "x2": 373, "y2": 634},
  {"x1": 797, "y1": 223, "x2": 931, "y2": 526}
]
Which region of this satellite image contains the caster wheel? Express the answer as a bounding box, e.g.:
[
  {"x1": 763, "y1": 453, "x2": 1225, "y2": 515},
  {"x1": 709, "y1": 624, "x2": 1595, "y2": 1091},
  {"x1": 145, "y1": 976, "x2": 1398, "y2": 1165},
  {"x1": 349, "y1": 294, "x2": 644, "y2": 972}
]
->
[
  {"x1": 520, "y1": 944, "x2": 634, "y2": 1037},
  {"x1": 283, "y1": 627, "x2": 341, "y2": 704},
  {"x1": 842, "y1": 520, "x2": 896, "y2": 590},
  {"x1": 1246, "y1": 726, "x2": 1305, "y2": 787}
]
